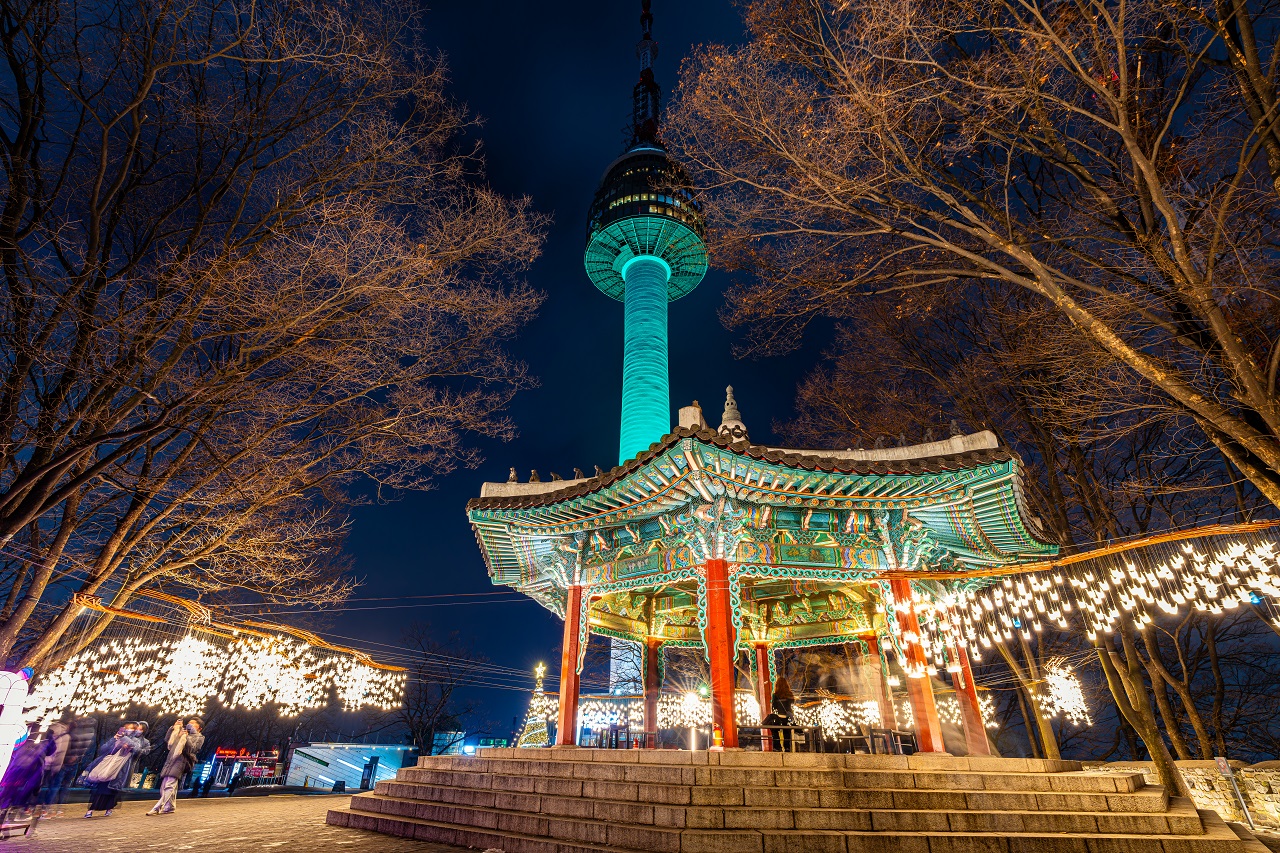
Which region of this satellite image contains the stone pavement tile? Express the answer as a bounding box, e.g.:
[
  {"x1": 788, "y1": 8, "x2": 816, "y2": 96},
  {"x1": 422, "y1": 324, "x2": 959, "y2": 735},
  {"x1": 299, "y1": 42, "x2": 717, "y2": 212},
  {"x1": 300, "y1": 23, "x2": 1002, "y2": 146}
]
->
[{"x1": 16, "y1": 793, "x2": 465, "y2": 853}]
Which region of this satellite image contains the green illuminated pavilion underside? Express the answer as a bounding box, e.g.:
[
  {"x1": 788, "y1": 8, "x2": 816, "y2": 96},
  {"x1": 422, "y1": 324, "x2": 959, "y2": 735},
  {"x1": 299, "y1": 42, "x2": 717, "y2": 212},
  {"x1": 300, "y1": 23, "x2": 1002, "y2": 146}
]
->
[{"x1": 467, "y1": 427, "x2": 1058, "y2": 651}]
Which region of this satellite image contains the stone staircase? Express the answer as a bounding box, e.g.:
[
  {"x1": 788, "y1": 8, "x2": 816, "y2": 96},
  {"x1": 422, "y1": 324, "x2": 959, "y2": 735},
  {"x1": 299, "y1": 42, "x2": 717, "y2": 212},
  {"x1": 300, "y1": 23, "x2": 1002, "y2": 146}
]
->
[{"x1": 326, "y1": 747, "x2": 1270, "y2": 853}]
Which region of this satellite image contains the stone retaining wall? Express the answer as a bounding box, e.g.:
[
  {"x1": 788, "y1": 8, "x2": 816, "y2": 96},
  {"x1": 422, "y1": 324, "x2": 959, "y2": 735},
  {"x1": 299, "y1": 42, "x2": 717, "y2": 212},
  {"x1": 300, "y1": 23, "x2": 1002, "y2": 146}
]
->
[{"x1": 1086, "y1": 760, "x2": 1280, "y2": 828}]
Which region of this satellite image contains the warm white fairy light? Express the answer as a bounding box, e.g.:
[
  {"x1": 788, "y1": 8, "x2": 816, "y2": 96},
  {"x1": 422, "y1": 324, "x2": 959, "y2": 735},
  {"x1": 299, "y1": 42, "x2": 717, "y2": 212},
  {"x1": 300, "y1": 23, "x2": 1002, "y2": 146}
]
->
[
  {"x1": 978, "y1": 692, "x2": 998, "y2": 729},
  {"x1": 1042, "y1": 658, "x2": 1091, "y2": 725},
  {"x1": 935, "y1": 536, "x2": 1280, "y2": 660},
  {"x1": 736, "y1": 692, "x2": 761, "y2": 726},
  {"x1": 791, "y1": 697, "x2": 880, "y2": 736},
  {"x1": 26, "y1": 628, "x2": 405, "y2": 723},
  {"x1": 222, "y1": 635, "x2": 324, "y2": 714},
  {"x1": 580, "y1": 696, "x2": 644, "y2": 730},
  {"x1": 658, "y1": 691, "x2": 712, "y2": 728},
  {"x1": 322, "y1": 654, "x2": 405, "y2": 712},
  {"x1": 935, "y1": 695, "x2": 963, "y2": 726},
  {"x1": 153, "y1": 633, "x2": 228, "y2": 716},
  {"x1": 543, "y1": 691, "x2": 766, "y2": 731},
  {"x1": 513, "y1": 689, "x2": 1001, "y2": 743}
]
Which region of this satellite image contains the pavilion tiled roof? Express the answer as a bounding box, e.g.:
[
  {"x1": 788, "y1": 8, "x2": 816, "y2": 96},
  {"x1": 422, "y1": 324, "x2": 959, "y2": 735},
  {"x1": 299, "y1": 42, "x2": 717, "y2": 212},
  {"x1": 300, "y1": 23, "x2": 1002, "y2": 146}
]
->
[{"x1": 466, "y1": 425, "x2": 1017, "y2": 512}]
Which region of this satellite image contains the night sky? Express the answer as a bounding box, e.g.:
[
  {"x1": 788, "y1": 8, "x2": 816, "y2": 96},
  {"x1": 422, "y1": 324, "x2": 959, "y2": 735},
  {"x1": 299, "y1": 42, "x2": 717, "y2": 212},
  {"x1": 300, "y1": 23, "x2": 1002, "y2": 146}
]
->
[{"x1": 336, "y1": 1, "x2": 818, "y2": 735}]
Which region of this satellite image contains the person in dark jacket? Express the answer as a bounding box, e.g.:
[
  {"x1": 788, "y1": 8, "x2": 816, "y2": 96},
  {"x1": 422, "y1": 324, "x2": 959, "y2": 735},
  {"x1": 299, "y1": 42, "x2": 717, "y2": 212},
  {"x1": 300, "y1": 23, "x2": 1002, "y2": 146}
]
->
[
  {"x1": 84, "y1": 722, "x2": 151, "y2": 818},
  {"x1": 147, "y1": 718, "x2": 204, "y2": 815},
  {"x1": 36, "y1": 716, "x2": 73, "y2": 816},
  {"x1": 761, "y1": 676, "x2": 796, "y2": 751}
]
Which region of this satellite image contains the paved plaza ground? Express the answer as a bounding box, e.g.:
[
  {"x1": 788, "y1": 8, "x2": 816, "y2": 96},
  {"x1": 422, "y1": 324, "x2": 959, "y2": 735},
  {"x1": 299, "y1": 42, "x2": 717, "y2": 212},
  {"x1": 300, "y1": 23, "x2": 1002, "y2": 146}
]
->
[{"x1": 8, "y1": 793, "x2": 465, "y2": 853}]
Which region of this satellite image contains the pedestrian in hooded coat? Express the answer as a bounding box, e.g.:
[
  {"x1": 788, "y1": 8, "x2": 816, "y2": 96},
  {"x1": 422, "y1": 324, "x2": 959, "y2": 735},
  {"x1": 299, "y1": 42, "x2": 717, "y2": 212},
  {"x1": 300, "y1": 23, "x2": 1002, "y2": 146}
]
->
[
  {"x1": 36, "y1": 716, "x2": 73, "y2": 816},
  {"x1": 147, "y1": 718, "x2": 204, "y2": 816},
  {"x1": 84, "y1": 722, "x2": 151, "y2": 817}
]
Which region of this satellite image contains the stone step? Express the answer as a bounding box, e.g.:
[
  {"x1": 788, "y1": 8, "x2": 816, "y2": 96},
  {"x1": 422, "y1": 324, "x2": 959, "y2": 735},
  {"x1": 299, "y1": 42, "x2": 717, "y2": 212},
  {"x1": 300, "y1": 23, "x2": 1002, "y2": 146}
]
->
[
  {"x1": 356, "y1": 785, "x2": 1207, "y2": 837},
  {"x1": 1206, "y1": 807, "x2": 1274, "y2": 853},
  {"x1": 388, "y1": 769, "x2": 1165, "y2": 814},
  {"x1": 328, "y1": 806, "x2": 619, "y2": 853},
  {"x1": 463, "y1": 747, "x2": 1089, "y2": 776},
  {"x1": 404, "y1": 759, "x2": 1148, "y2": 795},
  {"x1": 331, "y1": 750, "x2": 1271, "y2": 853},
  {"x1": 419, "y1": 750, "x2": 1091, "y2": 777},
  {"x1": 330, "y1": 798, "x2": 1255, "y2": 853}
]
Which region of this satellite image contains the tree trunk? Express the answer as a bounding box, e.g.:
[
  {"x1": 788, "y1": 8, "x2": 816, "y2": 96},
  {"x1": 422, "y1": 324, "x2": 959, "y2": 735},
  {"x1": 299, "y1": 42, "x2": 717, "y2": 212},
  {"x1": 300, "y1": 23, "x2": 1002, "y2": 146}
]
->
[
  {"x1": 1205, "y1": 619, "x2": 1230, "y2": 757},
  {"x1": 997, "y1": 640, "x2": 1061, "y2": 760},
  {"x1": 1094, "y1": 634, "x2": 1192, "y2": 799},
  {"x1": 1014, "y1": 683, "x2": 1043, "y2": 759},
  {"x1": 1138, "y1": 630, "x2": 1195, "y2": 760},
  {"x1": 1145, "y1": 621, "x2": 1216, "y2": 760},
  {"x1": 0, "y1": 490, "x2": 82, "y2": 660}
]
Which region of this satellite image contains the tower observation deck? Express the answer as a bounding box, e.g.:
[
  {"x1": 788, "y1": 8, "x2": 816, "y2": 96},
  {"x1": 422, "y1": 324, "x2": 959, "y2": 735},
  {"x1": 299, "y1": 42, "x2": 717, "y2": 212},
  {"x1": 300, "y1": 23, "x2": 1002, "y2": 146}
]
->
[{"x1": 585, "y1": 0, "x2": 708, "y2": 465}]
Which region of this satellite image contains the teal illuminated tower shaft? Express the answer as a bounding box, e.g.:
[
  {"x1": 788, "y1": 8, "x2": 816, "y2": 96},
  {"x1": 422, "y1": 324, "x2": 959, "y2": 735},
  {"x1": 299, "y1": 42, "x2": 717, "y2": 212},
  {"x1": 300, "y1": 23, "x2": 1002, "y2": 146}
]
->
[
  {"x1": 619, "y1": 256, "x2": 673, "y2": 462},
  {"x1": 584, "y1": 148, "x2": 708, "y2": 464}
]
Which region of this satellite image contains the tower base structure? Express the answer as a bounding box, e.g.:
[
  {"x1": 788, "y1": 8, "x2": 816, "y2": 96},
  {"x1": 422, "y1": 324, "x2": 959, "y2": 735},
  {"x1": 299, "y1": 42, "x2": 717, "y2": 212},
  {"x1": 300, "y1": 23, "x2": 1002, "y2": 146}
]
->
[{"x1": 328, "y1": 748, "x2": 1269, "y2": 853}]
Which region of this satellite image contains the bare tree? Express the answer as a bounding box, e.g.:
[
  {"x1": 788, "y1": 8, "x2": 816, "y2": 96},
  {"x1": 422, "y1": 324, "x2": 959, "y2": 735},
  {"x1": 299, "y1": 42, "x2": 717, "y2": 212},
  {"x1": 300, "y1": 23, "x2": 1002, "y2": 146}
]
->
[
  {"x1": 396, "y1": 625, "x2": 483, "y2": 755},
  {"x1": 666, "y1": 0, "x2": 1280, "y2": 507},
  {"x1": 0, "y1": 0, "x2": 546, "y2": 663}
]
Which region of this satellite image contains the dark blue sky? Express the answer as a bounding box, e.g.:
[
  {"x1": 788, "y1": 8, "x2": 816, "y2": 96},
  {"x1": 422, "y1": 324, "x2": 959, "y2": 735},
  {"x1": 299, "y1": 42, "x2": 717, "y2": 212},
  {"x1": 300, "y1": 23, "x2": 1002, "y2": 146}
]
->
[{"x1": 337, "y1": 1, "x2": 818, "y2": 734}]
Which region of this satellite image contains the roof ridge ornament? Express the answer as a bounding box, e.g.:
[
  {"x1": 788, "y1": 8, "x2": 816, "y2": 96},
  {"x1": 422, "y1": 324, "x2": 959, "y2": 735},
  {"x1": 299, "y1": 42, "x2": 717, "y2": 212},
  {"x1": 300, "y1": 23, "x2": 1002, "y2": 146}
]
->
[{"x1": 718, "y1": 385, "x2": 748, "y2": 441}]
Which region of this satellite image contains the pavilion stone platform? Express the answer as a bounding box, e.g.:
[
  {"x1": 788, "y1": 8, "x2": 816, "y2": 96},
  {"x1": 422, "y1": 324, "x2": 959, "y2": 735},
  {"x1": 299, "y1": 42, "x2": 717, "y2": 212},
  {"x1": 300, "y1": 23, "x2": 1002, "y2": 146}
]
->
[{"x1": 325, "y1": 747, "x2": 1270, "y2": 853}]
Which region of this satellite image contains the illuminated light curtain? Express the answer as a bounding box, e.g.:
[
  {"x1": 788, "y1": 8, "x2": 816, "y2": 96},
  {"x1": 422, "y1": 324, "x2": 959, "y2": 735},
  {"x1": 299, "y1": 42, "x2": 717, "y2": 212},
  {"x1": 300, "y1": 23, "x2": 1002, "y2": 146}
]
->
[{"x1": 619, "y1": 255, "x2": 671, "y2": 463}]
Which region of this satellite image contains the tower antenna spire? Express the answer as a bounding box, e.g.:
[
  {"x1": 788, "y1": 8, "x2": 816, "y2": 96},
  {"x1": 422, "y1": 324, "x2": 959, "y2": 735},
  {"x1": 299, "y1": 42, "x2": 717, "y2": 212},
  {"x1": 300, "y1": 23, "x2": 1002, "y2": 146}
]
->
[{"x1": 632, "y1": 0, "x2": 661, "y2": 144}]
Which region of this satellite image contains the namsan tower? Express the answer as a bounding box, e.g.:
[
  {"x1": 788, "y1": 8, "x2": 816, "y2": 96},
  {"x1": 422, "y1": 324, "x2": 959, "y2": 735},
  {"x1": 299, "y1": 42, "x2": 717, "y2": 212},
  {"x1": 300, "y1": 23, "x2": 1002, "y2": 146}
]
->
[{"x1": 584, "y1": 0, "x2": 708, "y2": 465}]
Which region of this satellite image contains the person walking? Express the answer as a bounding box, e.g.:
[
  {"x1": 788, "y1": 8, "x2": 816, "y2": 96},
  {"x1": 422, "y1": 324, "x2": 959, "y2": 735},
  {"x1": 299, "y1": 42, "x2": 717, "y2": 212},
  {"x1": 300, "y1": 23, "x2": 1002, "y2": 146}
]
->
[
  {"x1": 48, "y1": 716, "x2": 96, "y2": 815},
  {"x1": 83, "y1": 722, "x2": 151, "y2": 818},
  {"x1": 147, "y1": 718, "x2": 204, "y2": 816},
  {"x1": 36, "y1": 716, "x2": 73, "y2": 817}
]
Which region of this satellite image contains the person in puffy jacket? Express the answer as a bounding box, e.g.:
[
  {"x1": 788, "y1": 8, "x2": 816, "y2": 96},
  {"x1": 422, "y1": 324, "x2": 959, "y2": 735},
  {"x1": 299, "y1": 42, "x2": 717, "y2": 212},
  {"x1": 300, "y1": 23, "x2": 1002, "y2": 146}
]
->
[
  {"x1": 147, "y1": 718, "x2": 204, "y2": 816},
  {"x1": 83, "y1": 721, "x2": 151, "y2": 818}
]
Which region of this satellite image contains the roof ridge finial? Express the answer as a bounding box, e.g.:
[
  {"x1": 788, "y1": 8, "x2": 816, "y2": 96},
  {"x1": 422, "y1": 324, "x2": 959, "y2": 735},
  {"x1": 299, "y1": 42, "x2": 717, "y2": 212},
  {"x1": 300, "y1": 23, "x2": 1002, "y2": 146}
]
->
[
  {"x1": 631, "y1": 0, "x2": 661, "y2": 144},
  {"x1": 722, "y1": 385, "x2": 740, "y2": 423},
  {"x1": 719, "y1": 385, "x2": 748, "y2": 441}
]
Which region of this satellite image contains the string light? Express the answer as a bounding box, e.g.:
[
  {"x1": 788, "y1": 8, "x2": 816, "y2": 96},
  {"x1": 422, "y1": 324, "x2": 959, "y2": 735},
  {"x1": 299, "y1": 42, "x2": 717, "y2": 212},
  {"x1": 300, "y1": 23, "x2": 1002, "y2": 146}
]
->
[
  {"x1": 1042, "y1": 657, "x2": 1091, "y2": 725},
  {"x1": 950, "y1": 536, "x2": 1279, "y2": 651},
  {"x1": 26, "y1": 629, "x2": 405, "y2": 724},
  {"x1": 514, "y1": 689, "x2": 997, "y2": 742}
]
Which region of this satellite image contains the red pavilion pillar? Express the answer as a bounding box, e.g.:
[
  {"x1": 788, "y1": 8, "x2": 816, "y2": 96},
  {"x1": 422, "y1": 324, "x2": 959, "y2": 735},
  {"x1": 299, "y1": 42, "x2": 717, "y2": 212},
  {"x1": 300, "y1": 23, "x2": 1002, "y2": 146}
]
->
[
  {"x1": 864, "y1": 634, "x2": 897, "y2": 730},
  {"x1": 956, "y1": 645, "x2": 992, "y2": 756},
  {"x1": 890, "y1": 577, "x2": 944, "y2": 753},
  {"x1": 703, "y1": 558, "x2": 739, "y2": 748},
  {"x1": 556, "y1": 584, "x2": 584, "y2": 747},
  {"x1": 753, "y1": 642, "x2": 772, "y2": 751},
  {"x1": 644, "y1": 637, "x2": 662, "y2": 748}
]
